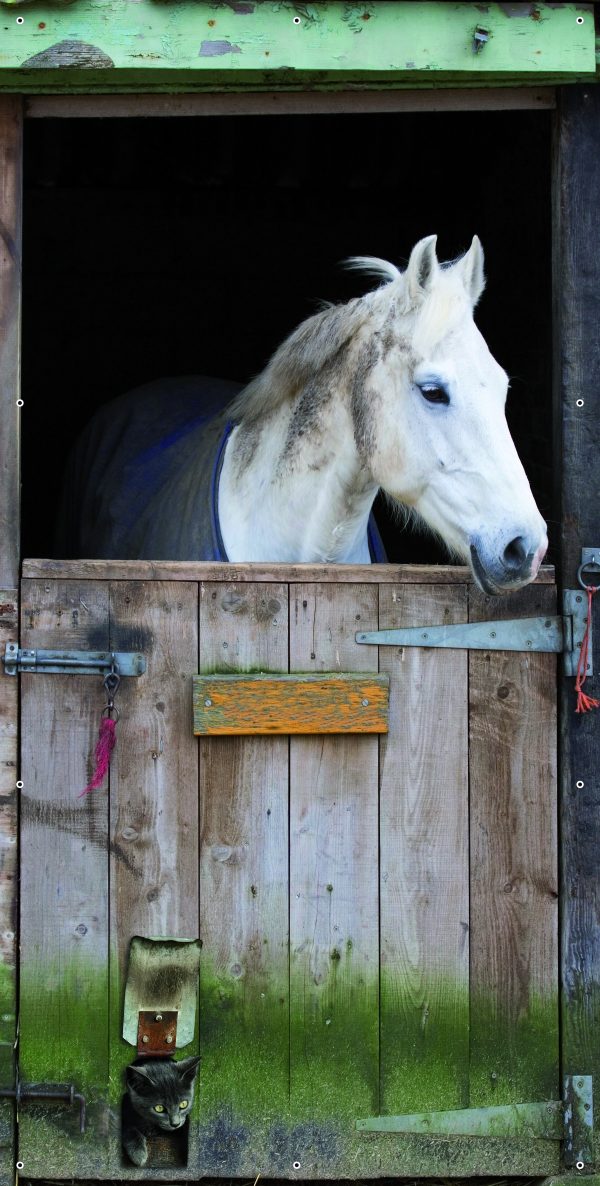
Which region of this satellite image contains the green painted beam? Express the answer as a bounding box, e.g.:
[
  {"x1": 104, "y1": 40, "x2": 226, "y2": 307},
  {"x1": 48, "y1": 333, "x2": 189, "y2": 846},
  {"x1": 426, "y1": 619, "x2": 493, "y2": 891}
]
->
[{"x1": 0, "y1": 2, "x2": 595, "y2": 95}]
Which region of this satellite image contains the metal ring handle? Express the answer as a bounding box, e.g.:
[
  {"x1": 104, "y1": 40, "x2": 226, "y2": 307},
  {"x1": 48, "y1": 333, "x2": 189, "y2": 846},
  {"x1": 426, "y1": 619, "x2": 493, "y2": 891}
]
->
[
  {"x1": 101, "y1": 703, "x2": 120, "y2": 723},
  {"x1": 577, "y1": 561, "x2": 600, "y2": 591}
]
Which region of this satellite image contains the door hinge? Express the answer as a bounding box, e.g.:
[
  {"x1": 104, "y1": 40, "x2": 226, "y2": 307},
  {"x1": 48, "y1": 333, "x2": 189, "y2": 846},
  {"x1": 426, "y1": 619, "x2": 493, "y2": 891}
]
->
[
  {"x1": 356, "y1": 1075, "x2": 593, "y2": 1169},
  {"x1": 357, "y1": 595, "x2": 588, "y2": 677},
  {"x1": 0, "y1": 1079, "x2": 86, "y2": 1133},
  {"x1": 2, "y1": 645, "x2": 146, "y2": 677},
  {"x1": 357, "y1": 547, "x2": 599, "y2": 679}
]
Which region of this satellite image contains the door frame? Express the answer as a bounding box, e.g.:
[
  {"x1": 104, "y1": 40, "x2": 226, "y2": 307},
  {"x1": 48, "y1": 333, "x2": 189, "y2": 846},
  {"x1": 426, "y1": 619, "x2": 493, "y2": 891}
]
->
[{"x1": 1, "y1": 75, "x2": 600, "y2": 1179}]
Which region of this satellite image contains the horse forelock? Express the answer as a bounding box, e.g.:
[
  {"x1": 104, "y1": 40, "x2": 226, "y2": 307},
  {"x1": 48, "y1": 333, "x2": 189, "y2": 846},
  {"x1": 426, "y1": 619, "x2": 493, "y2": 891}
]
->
[{"x1": 410, "y1": 271, "x2": 474, "y2": 355}]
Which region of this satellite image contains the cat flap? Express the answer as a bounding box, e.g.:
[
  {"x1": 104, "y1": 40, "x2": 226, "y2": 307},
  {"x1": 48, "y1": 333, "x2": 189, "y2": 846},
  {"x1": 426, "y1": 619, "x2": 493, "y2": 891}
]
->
[{"x1": 122, "y1": 936, "x2": 201, "y2": 1048}]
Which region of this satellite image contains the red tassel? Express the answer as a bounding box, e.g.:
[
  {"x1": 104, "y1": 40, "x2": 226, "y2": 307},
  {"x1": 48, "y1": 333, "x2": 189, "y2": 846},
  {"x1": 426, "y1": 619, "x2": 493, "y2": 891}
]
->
[
  {"x1": 575, "y1": 585, "x2": 599, "y2": 714},
  {"x1": 79, "y1": 716, "x2": 117, "y2": 797}
]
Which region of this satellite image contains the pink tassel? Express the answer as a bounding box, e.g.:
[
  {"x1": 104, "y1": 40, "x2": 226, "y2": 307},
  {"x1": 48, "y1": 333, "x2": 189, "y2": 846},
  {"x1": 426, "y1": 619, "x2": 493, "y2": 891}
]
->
[
  {"x1": 575, "y1": 585, "x2": 600, "y2": 714},
  {"x1": 79, "y1": 716, "x2": 117, "y2": 797}
]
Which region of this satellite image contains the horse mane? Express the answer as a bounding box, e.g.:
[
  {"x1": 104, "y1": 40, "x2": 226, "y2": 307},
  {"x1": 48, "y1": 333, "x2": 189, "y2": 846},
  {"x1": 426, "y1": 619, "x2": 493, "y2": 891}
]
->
[
  {"x1": 229, "y1": 257, "x2": 400, "y2": 424},
  {"x1": 229, "y1": 251, "x2": 473, "y2": 424}
]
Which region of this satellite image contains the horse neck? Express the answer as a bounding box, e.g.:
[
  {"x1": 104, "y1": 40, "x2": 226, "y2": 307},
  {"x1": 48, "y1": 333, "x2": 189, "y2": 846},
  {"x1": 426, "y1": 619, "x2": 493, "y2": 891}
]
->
[{"x1": 218, "y1": 394, "x2": 378, "y2": 563}]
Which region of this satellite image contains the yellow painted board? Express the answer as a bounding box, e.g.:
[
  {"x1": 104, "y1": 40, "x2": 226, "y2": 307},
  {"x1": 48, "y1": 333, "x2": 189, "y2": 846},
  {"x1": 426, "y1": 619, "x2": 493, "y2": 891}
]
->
[{"x1": 193, "y1": 672, "x2": 389, "y2": 735}]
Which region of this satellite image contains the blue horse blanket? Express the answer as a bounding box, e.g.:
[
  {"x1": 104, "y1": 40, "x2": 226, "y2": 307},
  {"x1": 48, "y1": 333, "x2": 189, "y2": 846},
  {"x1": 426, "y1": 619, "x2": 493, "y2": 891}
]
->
[{"x1": 58, "y1": 376, "x2": 386, "y2": 562}]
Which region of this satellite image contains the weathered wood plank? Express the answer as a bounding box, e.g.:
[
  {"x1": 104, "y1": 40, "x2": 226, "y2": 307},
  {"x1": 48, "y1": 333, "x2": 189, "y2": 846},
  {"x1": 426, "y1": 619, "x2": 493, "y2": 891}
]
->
[
  {"x1": 288, "y1": 583, "x2": 380, "y2": 1177},
  {"x1": 469, "y1": 583, "x2": 559, "y2": 1118},
  {"x1": 26, "y1": 88, "x2": 557, "y2": 119},
  {"x1": 193, "y1": 673, "x2": 389, "y2": 735},
  {"x1": 198, "y1": 582, "x2": 289, "y2": 1177},
  {"x1": 108, "y1": 581, "x2": 199, "y2": 1175},
  {"x1": 0, "y1": 591, "x2": 17, "y2": 1181},
  {"x1": 0, "y1": 96, "x2": 21, "y2": 592},
  {"x1": 19, "y1": 579, "x2": 110, "y2": 1178},
  {"x1": 0, "y1": 2, "x2": 593, "y2": 92},
  {"x1": 0, "y1": 104, "x2": 20, "y2": 1162},
  {"x1": 22, "y1": 558, "x2": 556, "y2": 584},
  {"x1": 378, "y1": 584, "x2": 470, "y2": 1133},
  {"x1": 553, "y1": 83, "x2": 600, "y2": 1155}
]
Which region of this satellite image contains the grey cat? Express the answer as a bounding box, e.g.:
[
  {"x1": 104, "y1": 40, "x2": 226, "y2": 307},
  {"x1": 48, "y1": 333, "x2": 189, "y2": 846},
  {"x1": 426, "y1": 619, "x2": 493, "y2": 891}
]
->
[{"x1": 122, "y1": 1055, "x2": 200, "y2": 1167}]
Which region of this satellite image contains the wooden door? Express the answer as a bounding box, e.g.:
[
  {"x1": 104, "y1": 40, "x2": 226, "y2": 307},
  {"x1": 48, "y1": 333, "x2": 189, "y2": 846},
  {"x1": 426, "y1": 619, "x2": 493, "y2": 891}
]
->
[{"x1": 16, "y1": 560, "x2": 559, "y2": 1180}]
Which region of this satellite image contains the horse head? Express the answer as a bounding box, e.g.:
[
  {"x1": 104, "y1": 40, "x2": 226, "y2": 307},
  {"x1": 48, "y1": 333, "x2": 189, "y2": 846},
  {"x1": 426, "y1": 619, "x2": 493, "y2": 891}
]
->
[{"x1": 353, "y1": 235, "x2": 548, "y2": 593}]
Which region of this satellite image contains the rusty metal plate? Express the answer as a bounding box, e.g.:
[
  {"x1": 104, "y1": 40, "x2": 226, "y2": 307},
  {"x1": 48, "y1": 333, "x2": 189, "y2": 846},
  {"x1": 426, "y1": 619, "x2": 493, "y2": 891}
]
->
[{"x1": 137, "y1": 1010, "x2": 178, "y2": 1057}]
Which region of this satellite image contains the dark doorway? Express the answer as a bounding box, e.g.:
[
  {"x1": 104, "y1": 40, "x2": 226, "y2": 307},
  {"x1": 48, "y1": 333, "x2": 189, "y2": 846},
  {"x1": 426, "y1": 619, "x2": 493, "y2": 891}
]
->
[{"x1": 22, "y1": 109, "x2": 552, "y2": 562}]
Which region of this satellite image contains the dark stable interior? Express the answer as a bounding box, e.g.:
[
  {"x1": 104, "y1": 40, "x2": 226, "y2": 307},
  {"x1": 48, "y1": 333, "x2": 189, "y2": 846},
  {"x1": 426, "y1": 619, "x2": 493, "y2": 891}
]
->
[{"x1": 22, "y1": 109, "x2": 552, "y2": 565}]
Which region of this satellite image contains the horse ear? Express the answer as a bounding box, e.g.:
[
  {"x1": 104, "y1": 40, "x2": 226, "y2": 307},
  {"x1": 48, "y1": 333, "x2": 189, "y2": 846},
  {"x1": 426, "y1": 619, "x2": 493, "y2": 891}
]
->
[
  {"x1": 461, "y1": 235, "x2": 485, "y2": 306},
  {"x1": 405, "y1": 235, "x2": 439, "y2": 304}
]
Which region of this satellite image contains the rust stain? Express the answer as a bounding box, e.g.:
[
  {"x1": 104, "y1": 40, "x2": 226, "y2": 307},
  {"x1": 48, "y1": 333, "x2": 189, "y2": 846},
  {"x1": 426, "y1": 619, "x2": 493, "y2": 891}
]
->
[{"x1": 0, "y1": 603, "x2": 16, "y2": 616}]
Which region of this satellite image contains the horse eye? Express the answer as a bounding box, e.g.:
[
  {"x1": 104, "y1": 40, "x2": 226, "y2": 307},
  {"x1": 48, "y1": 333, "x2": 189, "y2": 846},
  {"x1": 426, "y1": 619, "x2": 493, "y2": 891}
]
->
[
  {"x1": 153, "y1": 1104, "x2": 165, "y2": 1113},
  {"x1": 419, "y1": 384, "x2": 450, "y2": 406},
  {"x1": 179, "y1": 1099, "x2": 189, "y2": 1109}
]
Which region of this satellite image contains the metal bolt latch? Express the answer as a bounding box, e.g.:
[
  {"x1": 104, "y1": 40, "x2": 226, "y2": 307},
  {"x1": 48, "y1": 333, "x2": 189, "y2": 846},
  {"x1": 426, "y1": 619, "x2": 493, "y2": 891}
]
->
[{"x1": 0, "y1": 1080, "x2": 86, "y2": 1132}]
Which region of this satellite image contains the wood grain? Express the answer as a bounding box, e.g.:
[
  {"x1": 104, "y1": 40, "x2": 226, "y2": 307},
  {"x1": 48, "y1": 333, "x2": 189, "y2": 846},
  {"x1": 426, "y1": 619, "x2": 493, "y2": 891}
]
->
[
  {"x1": 193, "y1": 672, "x2": 389, "y2": 735},
  {"x1": 288, "y1": 584, "x2": 380, "y2": 1176},
  {"x1": 198, "y1": 582, "x2": 289, "y2": 1177},
  {"x1": 108, "y1": 580, "x2": 200, "y2": 1169},
  {"x1": 469, "y1": 582, "x2": 558, "y2": 1107},
  {"x1": 0, "y1": 590, "x2": 17, "y2": 1176},
  {"x1": 0, "y1": 96, "x2": 21, "y2": 592},
  {"x1": 0, "y1": 92, "x2": 21, "y2": 1177},
  {"x1": 19, "y1": 579, "x2": 110, "y2": 1177},
  {"x1": 554, "y1": 84, "x2": 600, "y2": 1130},
  {"x1": 23, "y1": 558, "x2": 556, "y2": 584},
  {"x1": 26, "y1": 88, "x2": 557, "y2": 119},
  {"x1": 378, "y1": 583, "x2": 470, "y2": 1118}
]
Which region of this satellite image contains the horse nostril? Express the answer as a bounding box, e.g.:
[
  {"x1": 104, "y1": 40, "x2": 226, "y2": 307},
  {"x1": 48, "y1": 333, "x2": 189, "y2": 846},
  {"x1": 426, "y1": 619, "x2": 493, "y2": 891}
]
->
[{"x1": 502, "y1": 535, "x2": 527, "y2": 571}]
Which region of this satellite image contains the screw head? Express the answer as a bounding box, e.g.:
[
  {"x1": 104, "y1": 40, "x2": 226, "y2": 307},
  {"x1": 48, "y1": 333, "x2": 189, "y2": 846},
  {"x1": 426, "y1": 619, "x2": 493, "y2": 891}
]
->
[{"x1": 142, "y1": 1034, "x2": 149, "y2": 1043}]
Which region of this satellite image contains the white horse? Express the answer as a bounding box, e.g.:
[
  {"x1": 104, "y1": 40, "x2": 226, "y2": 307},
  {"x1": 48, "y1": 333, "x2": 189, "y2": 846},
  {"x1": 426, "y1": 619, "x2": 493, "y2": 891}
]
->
[{"x1": 60, "y1": 236, "x2": 547, "y2": 594}]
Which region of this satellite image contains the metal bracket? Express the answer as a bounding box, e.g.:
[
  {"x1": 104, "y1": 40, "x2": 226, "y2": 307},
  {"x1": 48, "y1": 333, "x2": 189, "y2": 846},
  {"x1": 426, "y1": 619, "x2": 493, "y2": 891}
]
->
[
  {"x1": 2, "y1": 645, "x2": 146, "y2": 677},
  {"x1": 0, "y1": 1080, "x2": 86, "y2": 1133},
  {"x1": 356, "y1": 1074, "x2": 593, "y2": 1167},
  {"x1": 356, "y1": 586, "x2": 592, "y2": 679},
  {"x1": 563, "y1": 1074, "x2": 594, "y2": 1169},
  {"x1": 472, "y1": 25, "x2": 490, "y2": 54},
  {"x1": 137, "y1": 1010, "x2": 178, "y2": 1057}
]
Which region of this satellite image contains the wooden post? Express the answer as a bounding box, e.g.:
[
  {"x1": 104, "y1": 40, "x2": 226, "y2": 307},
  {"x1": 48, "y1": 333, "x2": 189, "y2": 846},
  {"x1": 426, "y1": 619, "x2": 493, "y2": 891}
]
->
[
  {"x1": 0, "y1": 94, "x2": 21, "y2": 1186},
  {"x1": 553, "y1": 84, "x2": 600, "y2": 1168}
]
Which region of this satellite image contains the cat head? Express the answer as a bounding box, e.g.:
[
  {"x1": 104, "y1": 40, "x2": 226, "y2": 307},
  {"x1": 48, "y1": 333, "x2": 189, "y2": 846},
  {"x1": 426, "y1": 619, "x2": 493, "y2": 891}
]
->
[{"x1": 125, "y1": 1055, "x2": 200, "y2": 1132}]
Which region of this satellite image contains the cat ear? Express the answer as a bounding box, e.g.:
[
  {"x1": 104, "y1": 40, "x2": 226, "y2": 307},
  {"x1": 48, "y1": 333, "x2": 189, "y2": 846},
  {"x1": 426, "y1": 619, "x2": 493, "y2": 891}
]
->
[
  {"x1": 126, "y1": 1065, "x2": 152, "y2": 1089},
  {"x1": 176, "y1": 1056, "x2": 200, "y2": 1082}
]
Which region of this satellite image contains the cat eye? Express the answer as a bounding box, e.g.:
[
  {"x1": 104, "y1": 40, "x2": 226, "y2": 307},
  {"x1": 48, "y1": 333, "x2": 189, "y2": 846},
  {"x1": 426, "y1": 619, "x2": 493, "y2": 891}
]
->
[
  {"x1": 179, "y1": 1100, "x2": 189, "y2": 1109},
  {"x1": 153, "y1": 1104, "x2": 165, "y2": 1113}
]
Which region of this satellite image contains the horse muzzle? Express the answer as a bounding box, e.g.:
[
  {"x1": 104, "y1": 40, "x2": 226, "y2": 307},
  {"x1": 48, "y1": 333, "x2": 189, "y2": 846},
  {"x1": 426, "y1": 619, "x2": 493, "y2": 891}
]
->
[{"x1": 469, "y1": 533, "x2": 548, "y2": 595}]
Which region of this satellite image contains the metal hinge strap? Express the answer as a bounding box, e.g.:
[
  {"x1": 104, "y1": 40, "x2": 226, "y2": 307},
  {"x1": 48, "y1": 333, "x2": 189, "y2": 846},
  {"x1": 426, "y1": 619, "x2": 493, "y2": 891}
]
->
[
  {"x1": 2, "y1": 645, "x2": 146, "y2": 676},
  {"x1": 357, "y1": 591, "x2": 590, "y2": 678}
]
